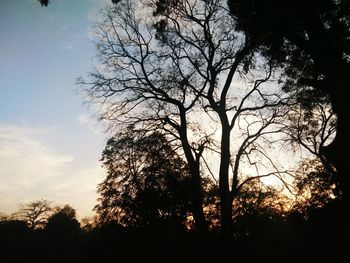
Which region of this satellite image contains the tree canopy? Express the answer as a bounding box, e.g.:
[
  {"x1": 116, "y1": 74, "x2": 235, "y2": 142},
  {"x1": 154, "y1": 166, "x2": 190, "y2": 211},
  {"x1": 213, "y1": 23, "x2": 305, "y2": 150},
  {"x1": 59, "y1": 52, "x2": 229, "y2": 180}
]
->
[
  {"x1": 228, "y1": 0, "x2": 350, "y2": 205},
  {"x1": 79, "y1": 0, "x2": 302, "y2": 237},
  {"x1": 95, "y1": 128, "x2": 193, "y2": 226},
  {"x1": 45, "y1": 205, "x2": 81, "y2": 238}
]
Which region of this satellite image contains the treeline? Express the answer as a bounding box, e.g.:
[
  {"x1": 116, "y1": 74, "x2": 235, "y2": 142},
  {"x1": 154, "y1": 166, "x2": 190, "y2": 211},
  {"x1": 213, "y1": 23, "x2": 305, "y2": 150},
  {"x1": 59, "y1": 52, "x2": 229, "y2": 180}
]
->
[
  {"x1": 1, "y1": 130, "x2": 348, "y2": 262},
  {"x1": 1, "y1": 189, "x2": 348, "y2": 262},
  {"x1": 0, "y1": 199, "x2": 347, "y2": 262}
]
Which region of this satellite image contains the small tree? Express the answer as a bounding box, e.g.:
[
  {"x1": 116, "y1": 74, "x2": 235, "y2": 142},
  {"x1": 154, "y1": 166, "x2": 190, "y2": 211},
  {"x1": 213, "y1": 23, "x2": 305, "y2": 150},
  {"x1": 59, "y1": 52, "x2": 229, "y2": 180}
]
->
[
  {"x1": 44, "y1": 205, "x2": 81, "y2": 262},
  {"x1": 45, "y1": 205, "x2": 80, "y2": 236},
  {"x1": 15, "y1": 199, "x2": 52, "y2": 230}
]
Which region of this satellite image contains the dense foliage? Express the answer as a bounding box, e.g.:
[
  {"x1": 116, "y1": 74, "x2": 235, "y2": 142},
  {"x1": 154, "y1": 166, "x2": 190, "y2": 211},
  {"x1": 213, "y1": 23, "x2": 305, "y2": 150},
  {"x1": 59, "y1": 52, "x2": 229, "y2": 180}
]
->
[{"x1": 95, "y1": 129, "x2": 193, "y2": 226}]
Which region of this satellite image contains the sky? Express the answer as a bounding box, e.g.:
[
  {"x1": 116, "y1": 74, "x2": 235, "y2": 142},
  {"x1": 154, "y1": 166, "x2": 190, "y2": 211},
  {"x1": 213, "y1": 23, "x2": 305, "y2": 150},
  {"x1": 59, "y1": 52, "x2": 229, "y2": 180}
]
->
[
  {"x1": 0, "y1": 0, "x2": 112, "y2": 218},
  {"x1": 0, "y1": 0, "x2": 323, "y2": 219}
]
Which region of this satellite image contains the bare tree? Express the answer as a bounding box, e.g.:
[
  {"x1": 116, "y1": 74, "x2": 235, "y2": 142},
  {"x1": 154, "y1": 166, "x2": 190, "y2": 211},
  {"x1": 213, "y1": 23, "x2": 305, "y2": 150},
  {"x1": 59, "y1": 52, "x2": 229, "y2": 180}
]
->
[
  {"x1": 80, "y1": 0, "x2": 292, "y2": 236},
  {"x1": 14, "y1": 199, "x2": 52, "y2": 230}
]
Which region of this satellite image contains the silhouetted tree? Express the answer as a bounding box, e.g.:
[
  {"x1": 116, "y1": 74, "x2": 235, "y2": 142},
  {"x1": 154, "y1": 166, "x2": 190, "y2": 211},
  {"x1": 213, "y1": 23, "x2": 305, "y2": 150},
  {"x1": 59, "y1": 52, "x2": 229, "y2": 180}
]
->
[
  {"x1": 44, "y1": 205, "x2": 81, "y2": 262},
  {"x1": 80, "y1": 0, "x2": 293, "y2": 237},
  {"x1": 292, "y1": 158, "x2": 340, "y2": 213},
  {"x1": 228, "y1": 0, "x2": 350, "y2": 206},
  {"x1": 80, "y1": 215, "x2": 99, "y2": 232},
  {"x1": 45, "y1": 204, "x2": 80, "y2": 236},
  {"x1": 285, "y1": 158, "x2": 348, "y2": 262},
  {"x1": 283, "y1": 102, "x2": 336, "y2": 173},
  {"x1": 14, "y1": 199, "x2": 52, "y2": 230},
  {"x1": 232, "y1": 179, "x2": 288, "y2": 235},
  {"x1": 95, "y1": 128, "x2": 192, "y2": 227}
]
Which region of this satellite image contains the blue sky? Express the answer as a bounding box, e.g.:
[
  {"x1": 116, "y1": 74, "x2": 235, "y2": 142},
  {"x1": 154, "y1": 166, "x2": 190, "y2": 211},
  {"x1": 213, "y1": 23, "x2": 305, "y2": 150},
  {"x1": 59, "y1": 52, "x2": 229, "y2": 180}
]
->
[{"x1": 0, "y1": 0, "x2": 111, "y2": 217}]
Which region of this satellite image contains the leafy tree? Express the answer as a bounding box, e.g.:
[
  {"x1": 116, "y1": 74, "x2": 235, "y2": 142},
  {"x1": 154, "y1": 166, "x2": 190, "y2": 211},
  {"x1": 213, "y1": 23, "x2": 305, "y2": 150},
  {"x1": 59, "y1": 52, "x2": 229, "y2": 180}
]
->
[
  {"x1": 14, "y1": 199, "x2": 52, "y2": 230},
  {"x1": 228, "y1": 0, "x2": 350, "y2": 205},
  {"x1": 45, "y1": 205, "x2": 80, "y2": 236},
  {"x1": 53, "y1": 204, "x2": 77, "y2": 219},
  {"x1": 95, "y1": 128, "x2": 193, "y2": 227},
  {"x1": 80, "y1": 215, "x2": 99, "y2": 232},
  {"x1": 283, "y1": 102, "x2": 336, "y2": 172},
  {"x1": 80, "y1": 0, "x2": 292, "y2": 237},
  {"x1": 232, "y1": 179, "x2": 289, "y2": 237},
  {"x1": 277, "y1": 100, "x2": 338, "y2": 197},
  {"x1": 44, "y1": 205, "x2": 81, "y2": 262},
  {"x1": 292, "y1": 158, "x2": 340, "y2": 213}
]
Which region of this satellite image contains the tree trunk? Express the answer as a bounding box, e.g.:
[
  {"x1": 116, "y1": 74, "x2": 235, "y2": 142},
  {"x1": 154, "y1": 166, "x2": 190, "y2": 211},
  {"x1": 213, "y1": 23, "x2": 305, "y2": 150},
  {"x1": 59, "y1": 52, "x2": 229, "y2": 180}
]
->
[
  {"x1": 181, "y1": 147, "x2": 208, "y2": 233},
  {"x1": 219, "y1": 121, "x2": 233, "y2": 239},
  {"x1": 321, "y1": 65, "x2": 350, "y2": 207},
  {"x1": 190, "y1": 163, "x2": 209, "y2": 233},
  {"x1": 177, "y1": 109, "x2": 209, "y2": 233}
]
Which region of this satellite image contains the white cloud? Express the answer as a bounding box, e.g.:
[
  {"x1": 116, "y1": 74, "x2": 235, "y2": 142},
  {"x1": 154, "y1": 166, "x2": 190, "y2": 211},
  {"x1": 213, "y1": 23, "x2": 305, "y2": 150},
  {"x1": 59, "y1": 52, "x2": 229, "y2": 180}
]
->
[
  {"x1": 0, "y1": 123, "x2": 107, "y2": 218},
  {"x1": 86, "y1": 27, "x2": 98, "y2": 41},
  {"x1": 61, "y1": 41, "x2": 74, "y2": 50},
  {"x1": 78, "y1": 114, "x2": 106, "y2": 135},
  {"x1": 0, "y1": 124, "x2": 75, "y2": 213},
  {"x1": 86, "y1": 0, "x2": 111, "y2": 22},
  {"x1": 54, "y1": 26, "x2": 85, "y2": 50}
]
